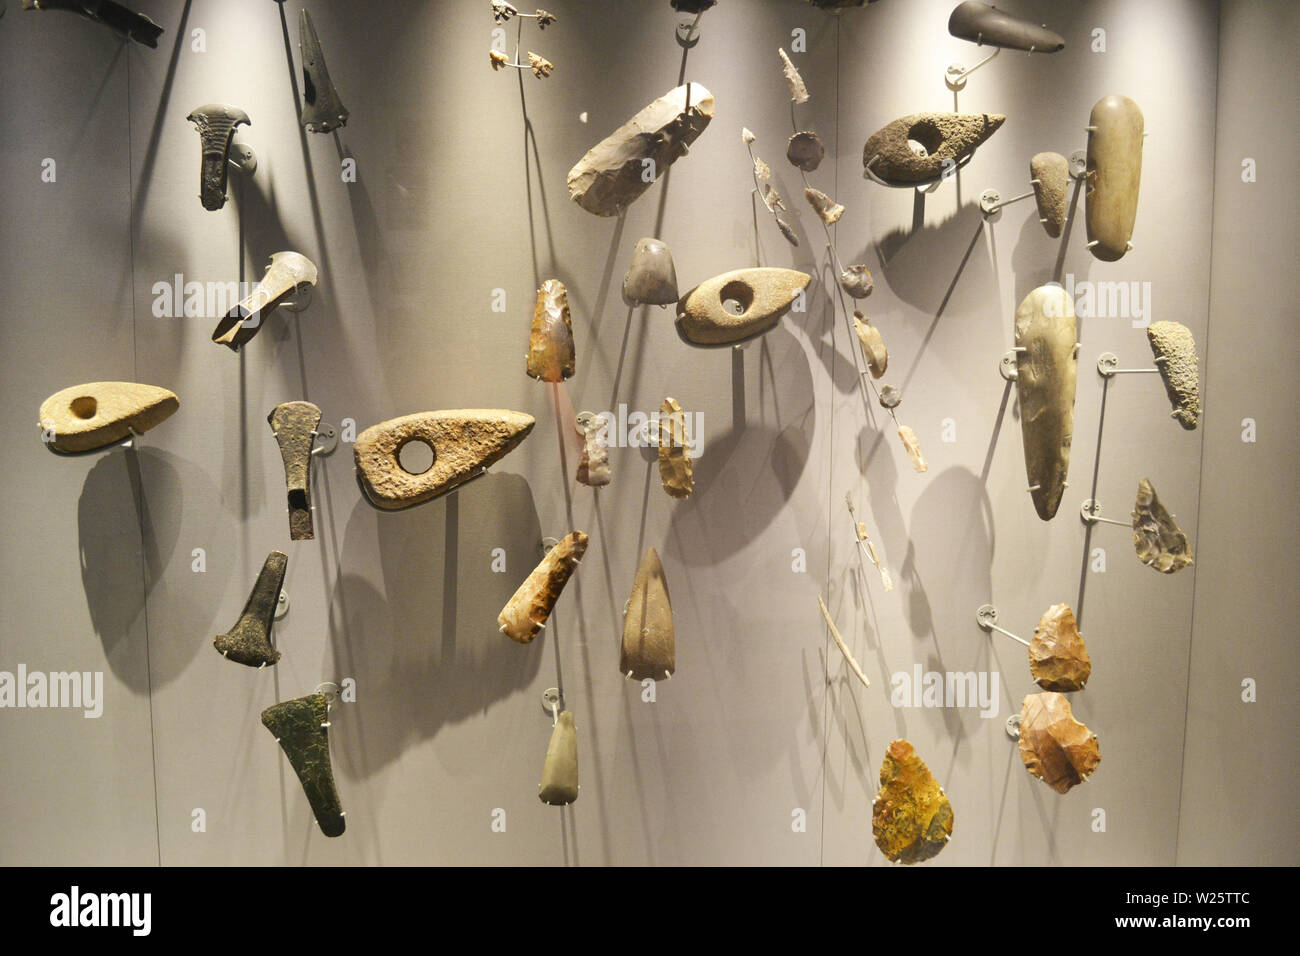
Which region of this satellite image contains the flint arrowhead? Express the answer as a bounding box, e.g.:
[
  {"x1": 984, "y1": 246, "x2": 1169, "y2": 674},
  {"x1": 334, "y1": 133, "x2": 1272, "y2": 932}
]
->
[
  {"x1": 872, "y1": 740, "x2": 954, "y2": 864},
  {"x1": 527, "y1": 279, "x2": 576, "y2": 383},
  {"x1": 621, "y1": 548, "x2": 675, "y2": 680},
  {"x1": 898, "y1": 425, "x2": 927, "y2": 473},
  {"x1": 576, "y1": 413, "x2": 612, "y2": 487},
  {"x1": 499, "y1": 532, "x2": 587, "y2": 644},
  {"x1": 1028, "y1": 603, "x2": 1091, "y2": 692},
  {"x1": 804, "y1": 187, "x2": 844, "y2": 225},
  {"x1": 676, "y1": 267, "x2": 811, "y2": 346},
  {"x1": 1018, "y1": 691, "x2": 1101, "y2": 794},
  {"x1": 863, "y1": 112, "x2": 1005, "y2": 184},
  {"x1": 39, "y1": 381, "x2": 178, "y2": 453},
  {"x1": 1085, "y1": 94, "x2": 1144, "y2": 262},
  {"x1": 354, "y1": 410, "x2": 535, "y2": 509},
  {"x1": 622, "y1": 237, "x2": 679, "y2": 306},
  {"x1": 1015, "y1": 285, "x2": 1077, "y2": 520},
  {"x1": 538, "y1": 711, "x2": 579, "y2": 806}
]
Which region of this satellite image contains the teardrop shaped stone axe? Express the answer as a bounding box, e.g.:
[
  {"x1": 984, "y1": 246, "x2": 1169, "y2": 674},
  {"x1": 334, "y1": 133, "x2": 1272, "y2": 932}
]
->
[
  {"x1": 186, "y1": 103, "x2": 251, "y2": 211},
  {"x1": 262, "y1": 694, "x2": 346, "y2": 837},
  {"x1": 214, "y1": 551, "x2": 287, "y2": 667}
]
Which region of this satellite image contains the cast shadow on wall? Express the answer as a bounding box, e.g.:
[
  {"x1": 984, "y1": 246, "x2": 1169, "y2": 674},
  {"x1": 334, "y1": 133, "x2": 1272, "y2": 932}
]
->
[
  {"x1": 327, "y1": 472, "x2": 545, "y2": 780},
  {"x1": 664, "y1": 326, "x2": 814, "y2": 565},
  {"x1": 78, "y1": 446, "x2": 227, "y2": 689}
]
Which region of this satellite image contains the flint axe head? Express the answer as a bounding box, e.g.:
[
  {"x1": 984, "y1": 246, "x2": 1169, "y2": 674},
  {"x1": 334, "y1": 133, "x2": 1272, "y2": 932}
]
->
[{"x1": 186, "y1": 104, "x2": 251, "y2": 211}]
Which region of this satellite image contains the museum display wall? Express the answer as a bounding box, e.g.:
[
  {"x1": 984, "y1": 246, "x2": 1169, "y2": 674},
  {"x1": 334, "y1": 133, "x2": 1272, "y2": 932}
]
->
[{"x1": 1, "y1": 0, "x2": 1295, "y2": 866}]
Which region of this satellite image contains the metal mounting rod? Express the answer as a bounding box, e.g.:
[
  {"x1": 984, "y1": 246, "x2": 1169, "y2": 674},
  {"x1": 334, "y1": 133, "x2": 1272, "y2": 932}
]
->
[
  {"x1": 980, "y1": 187, "x2": 1036, "y2": 216},
  {"x1": 975, "y1": 604, "x2": 1031, "y2": 647},
  {"x1": 945, "y1": 46, "x2": 1001, "y2": 90},
  {"x1": 1097, "y1": 352, "x2": 1162, "y2": 378},
  {"x1": 1080, "y1": 499, "x2": 1131, "y2": 528}
]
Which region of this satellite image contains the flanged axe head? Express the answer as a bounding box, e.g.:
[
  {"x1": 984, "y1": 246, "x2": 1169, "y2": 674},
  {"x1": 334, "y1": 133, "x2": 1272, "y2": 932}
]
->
[{"x1": 186, "y1": 103, "x2": 252, "y2": 211}]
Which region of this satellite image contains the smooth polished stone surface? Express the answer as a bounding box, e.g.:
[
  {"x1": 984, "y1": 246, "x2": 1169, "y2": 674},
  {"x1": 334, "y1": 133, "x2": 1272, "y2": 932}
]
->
[
  {"x1": 538, "y1": 711, "x2": 579, "y2": 806},
  {"x1": 1015, "y1": 285, "x2": 1077, "y2": 520},
  {"x1": 1031, "y1": 151, "x2": 1070, "y2": 238},
  {"x1": 1085, "y1": 94, "x2": 1144, "y2": 261},
  {"x1": 948, "y1": 1, "x2": 1064, "y2": 53},
  {"x1": 622, "y1": 237, "x2": 679, "y2": 306},
  {"x1": 621, "y1": 548, "x2": 675, "y2": 680}
]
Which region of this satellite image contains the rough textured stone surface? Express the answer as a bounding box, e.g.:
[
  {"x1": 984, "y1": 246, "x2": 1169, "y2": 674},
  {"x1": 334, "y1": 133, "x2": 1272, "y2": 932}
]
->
[
  {"x1": 658, "y1": 397, "x2": 694, "y2": 498},
  {"x1": 622, "y1": 237, "x2": 679, "y2": 306},
  {"x1": 538, "y1": 710, "x2": 579, "y2": 806},
  {"x1": 863, "y1": 112, "x2": 1005, "y2": 184},
  {"x1": 1086, "y1": 94, "x2": 1143, "y2": 262},
  {"x1": 299, "y1": 8, "x2": 348, "y2": 133},
  {"x1": 948, "y1": 1, "x2": 1064, "y2": 52},
  {"x1": 1015, "y1": 285, "x2": 1077, "y2": 520},
  {"x1": 212, "y1": 252, "x2": 318, "y2": 350},
  {"x1": 804, "y1": 187, "x2": 844, "y2": 225},
  {"x1": 1018, "y1": 691, "x2": 1100, "y2": 793},
  {"x1": 214, "y1": 551, "x2": 287, "y2": 667},
  {"x1": 576, "y1": 413, "x2": 611, "y2": 487},
  {"x1": 853, "y1": 311, "x2": 888, "y2": 378},
  {"x1": 1146, "y1": 321, "x2": 1200, "y2": 430},
  {"x1": 1030, "y1": 151, "x2": 1069, "y2": 238},
  {"x1": 779, "y1": 48, "x2": 809, "y2": 103},
  {"x1": 567, "y1": 83, "x2": 714, "y2": 217},
  {"x1": 621, "y1": 548, "x2": 675, "y2": 680},
  {"x1": 499, "y1": 531, "x2": 587, "y2": 644},
  {"x1": 899, "y1": 425, "x2": 927, "y2": 473},
  {"x1": 840, "y1": 264, "x2": 874, "y2": 299},
  {"x1": 186, "y1": 103, "x2": 249, "y2": 211},
  {"x1": 787, "y1": 130, "x2": 824, "y2": 171},
  {"x1": 355, "y1": 410, "x2": 535, "y2": 509},
  {"x1": 527, "y1": 279, "x2": 575, "y2": 382},
  {"x1": 268, "y1": 401, "x2": 322, "y2": 540},
  {"x1": 261, "y1": 694, "x2": 345, "y2": 837},
  {"x1": 677, "y1": 267, "x2": 811, "y2": 346},
  {"x1": 872, "y1": 740, "x2": 954, "y2": 864},
  {"x1": 1029, "y1": 603, "x2": 1091, "y2": 692},
  {"x1": 38, "y1": 382, "x2": 178, "y2": 453},
  {"x1": 1133, "y1": 477, "x2": 1194, "y2": 573},
  {"x1": 879, "y1": 385, "x2": 901, "y2": 408}
]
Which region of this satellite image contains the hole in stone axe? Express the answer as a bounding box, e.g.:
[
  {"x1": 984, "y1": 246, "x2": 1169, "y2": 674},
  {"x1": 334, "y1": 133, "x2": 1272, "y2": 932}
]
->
[{"x1": 397, "y1": 438, "x2": 435, "y2": 475}]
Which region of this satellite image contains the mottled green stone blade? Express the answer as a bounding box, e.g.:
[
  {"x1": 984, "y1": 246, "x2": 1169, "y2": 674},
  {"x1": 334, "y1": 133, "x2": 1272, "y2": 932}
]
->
[{"x1": 261, "y1": 693, "x2": 346, "y2": 838}]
